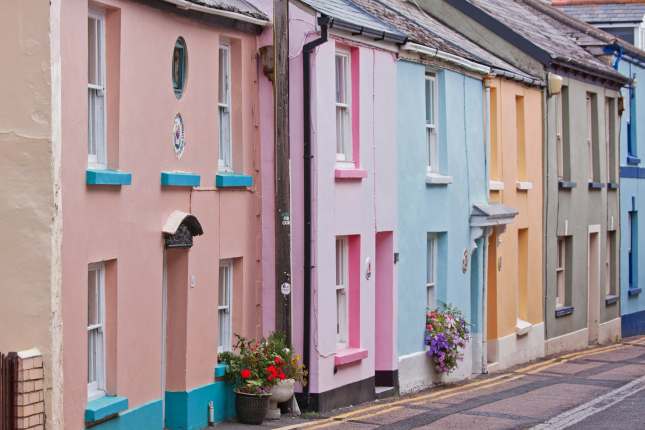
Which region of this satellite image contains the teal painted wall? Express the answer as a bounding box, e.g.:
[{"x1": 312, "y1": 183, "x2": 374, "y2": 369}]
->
[
  {"x1": 165, "y1": 381, "x2": 235, "y2": 430},
  {"x1": 396, "y1": 60, "x2": 486, "y2": 356},
  {"x1": 91, "y1": 400, "x2": 162, "y2": 430}
]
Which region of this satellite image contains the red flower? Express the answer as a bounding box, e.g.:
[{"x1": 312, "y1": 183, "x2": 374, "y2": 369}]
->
[
  {"x1": 274, "y1": 356, "x2": 283, "y2": 365},
  {"x1": 279, "y1": 372, "x2": 286, "y2": 380},
  {"x1": 267, "y1": 365, "x2": 278, "y2": 376},
  {"x1": 240, "y1": 369, "x2": 251, "y2": 379}
]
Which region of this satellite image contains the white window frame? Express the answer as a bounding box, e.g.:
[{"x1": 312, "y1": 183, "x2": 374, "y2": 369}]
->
[
  {"x1": 555, "y1": 93, "x2": 564, "y2": 179},
  {"x1": 426, "y1": 234, "x2": 438, "y2": 309},
  {"x1": 586, "y1": 94, "x2": 595, "y2": 182},
  {"x1": 335, "y1": 237, "x2": 349, "y2": 347},
  {"x1": 218, "y1": 260, "x2": 233, "y2": 353},
  {"x1": 87, "y1": 263, "x2": 106, "y2": 401},
  {"x1": 335, "y1": 50, "x2": 353, "y2": 166},
  {"x1": 426, "y1": 74, "x2": 439, "y2": 174},
  {"x1": 556, "y1": 238, "x2": 566, "y2": 308},
  {"x1": 218, "y1": 43, "x2": 233, "y2": 172},
  {"x1": 88, "y1": 9, "x2": 107, "y2": 170}
]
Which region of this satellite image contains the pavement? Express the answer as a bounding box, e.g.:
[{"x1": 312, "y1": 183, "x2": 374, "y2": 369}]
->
[{"x1": 216, "y1": 337, "x2": 645, "y2": 429}]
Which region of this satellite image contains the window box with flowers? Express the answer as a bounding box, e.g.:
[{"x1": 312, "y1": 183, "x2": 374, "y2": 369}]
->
[{"x1": 424, "y1": 305, "x2": 469, "y2": 375}]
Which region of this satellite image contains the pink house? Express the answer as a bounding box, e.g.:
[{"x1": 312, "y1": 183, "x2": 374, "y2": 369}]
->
[
  {"x1": 58, "y1": 0, "x2": 268, "y2": 428},
  {"x1": 259, "y1": 0, "x2": 404, "y2": 411}
]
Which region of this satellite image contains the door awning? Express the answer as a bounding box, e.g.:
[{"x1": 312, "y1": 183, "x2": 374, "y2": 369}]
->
[
  {"x1": 163, "y1": 210, "x2": 203, "y2": 249},
  {"x1": 470, "y1": 203, "x2": 518, "y2": 228}
]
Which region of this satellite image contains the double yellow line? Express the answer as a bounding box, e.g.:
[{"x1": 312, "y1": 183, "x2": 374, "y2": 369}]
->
[{"x1": 276, "y1": 341, "x2": 635, "y2": 430}]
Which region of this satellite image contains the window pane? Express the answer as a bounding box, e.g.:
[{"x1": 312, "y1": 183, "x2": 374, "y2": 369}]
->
[
  {"x1": 88, "y1": 270, "x2": 99, "y2": 326},
  {"x1": 88, "y1": 330, "x2": 97, "y2": 383},
  {"x1": 335, "y1": 55, "x2": 346, "y2": 104},
  {"x1": 88, "y1": 17, "x2": 99, "y2": 85},
  {"x1": 336, "y1": 289, "x2": 347, "y2": 342},
  {"x1": 425, "y1": 78, "x2": 434, "y2": 125},
  {"x1": 336, "y1": 239, "x2": 344, "y2": 286},
  {"x1": 427, "y1": 237, "x2": 435, "y2": 284},
  {"x1": 219, "y1": 107, "x2": 231, "y2": 167},
  {"x1": 218, "y1": 264, "x2": 230, "y2": 306},
  {"x1": 219, "y1": 47, "x2": 229, "y2": 105}
]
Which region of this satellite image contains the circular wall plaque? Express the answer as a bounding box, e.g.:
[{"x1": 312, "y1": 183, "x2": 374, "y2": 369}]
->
[{"x1": 172, "y1": 113, "x2": 185, "y2": 159}]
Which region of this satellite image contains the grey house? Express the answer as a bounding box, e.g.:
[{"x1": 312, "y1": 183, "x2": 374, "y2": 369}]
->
[{"x1": 420, "y1": 0, "x2": 627, "y2": 355}]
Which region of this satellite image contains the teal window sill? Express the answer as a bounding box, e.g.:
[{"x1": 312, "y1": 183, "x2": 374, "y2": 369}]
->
[
  {"x1": 161, "y1": 171, "x2": 201, "y2": 187},
  {"x1": 86, "y1": 169, "x2": 132, "y2": 186},
  {"x1": 85, "y1": 395, "x2": 128, "y2": 423},
  {"x1": 216, "y1": 173, "x2": 253, "y2": 188}
]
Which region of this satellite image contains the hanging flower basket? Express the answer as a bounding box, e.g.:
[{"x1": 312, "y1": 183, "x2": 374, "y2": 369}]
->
[{"x1": 424, "y1": 304, "x2": 470, "y2": 374}]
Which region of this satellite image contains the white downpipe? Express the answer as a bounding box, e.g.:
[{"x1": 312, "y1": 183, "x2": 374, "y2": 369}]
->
[
  {"x1": 481, "y1": 82, "x2": 492, "y2": 374},
  {"x1": 402, "y1": 42, "x2": 491, "y2": 75},
  {"x1": 162, "y1": 0, "x2": 269, "y2": 26}
]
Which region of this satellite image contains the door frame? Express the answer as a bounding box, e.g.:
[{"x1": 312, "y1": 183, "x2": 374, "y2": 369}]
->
[{"x1": 588, "y1": 225, "x2": 601, "y2": 344}]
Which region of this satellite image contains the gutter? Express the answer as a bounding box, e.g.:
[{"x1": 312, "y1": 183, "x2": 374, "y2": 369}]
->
[
  {"x1": 302, "y1": 15, "x2": 330, "y2": 408},
  {"x1": 327, "y1": 17, "x2": 407, "y2": 44},
  {"x1": 402, "y1": 42, "x2": 491, "y2": 75},
  {"x1": 161, "y1": 0, "x2": 269, "y2": 26}
]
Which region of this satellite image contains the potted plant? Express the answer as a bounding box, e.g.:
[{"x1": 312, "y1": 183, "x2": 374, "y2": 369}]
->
[
  {"x1": 424, "y1": 304, "x2": 470, "y2": 375},
  {"x1": 219, "y1": 336, "x2": 275, "y2": 425},
  {"x1": 264, "y1": 332, "x2": 308, "y2": 419}
]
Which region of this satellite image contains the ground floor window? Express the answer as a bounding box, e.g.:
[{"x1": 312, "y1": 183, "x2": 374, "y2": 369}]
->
[
  {"x1": 218, "y1": 260, "x2": 233, "y2": 353},
  {"x1": 88, "y1": 263, "x2": 106, "y2": 400},
  {"x1": 335, "y1": 237, "x2": 349, "y2": 347}
]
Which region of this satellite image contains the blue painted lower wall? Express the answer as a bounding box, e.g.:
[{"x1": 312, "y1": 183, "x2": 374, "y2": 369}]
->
[
  {"x1": 91, "y1": 399, "x2": 162, "y2": 430},
  {"x1": 165, "y1": 380, "x2": 235, "y2": 430},
  {"x1": 622, "y1": 309, "x2": 645, "y2": 338}
]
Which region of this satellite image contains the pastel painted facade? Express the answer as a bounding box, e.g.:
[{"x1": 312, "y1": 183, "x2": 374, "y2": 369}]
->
[
  {"x1": 395, "y1": 60, "x2": 487, "y2": 393},
  {"x1": 280, "y1": 0, "x2": 402, "y2": 411},
  {"x1": 554, "y1": 0, "x2": 645, "y2": 339},
  {"x1": 58, "y1": 0, "x2": 267, "y2": 428},
  {"x1": 618, "y1": 57, "x2": 645, "y2": 337},
  {"x1": 420, "y1": 0, "x2": 625, "y2": 356},
  {"x1": 486, "y1": 77, "x2": 545, "y2": 372},
  {"x1": 0, "y1": 1, "x2": 63, "y2": 427}
]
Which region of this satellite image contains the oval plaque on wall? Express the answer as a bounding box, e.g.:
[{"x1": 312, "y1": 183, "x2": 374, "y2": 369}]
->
[{"x1": 172, "y1": 113, "x2": 186, "y2": 159}]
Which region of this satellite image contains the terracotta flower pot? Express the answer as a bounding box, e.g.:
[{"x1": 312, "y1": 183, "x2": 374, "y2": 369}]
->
[
  {"x1": 235, "y1": 391, "x2": 271, "y2": 425},
  {"x1": 267, "y1": 379, "x2": 295, "y2": 420}
]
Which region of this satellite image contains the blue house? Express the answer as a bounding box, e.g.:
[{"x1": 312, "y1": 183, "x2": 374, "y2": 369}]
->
[{"x1": 555, "y1": 2, "x2": 645, "y2": 337}]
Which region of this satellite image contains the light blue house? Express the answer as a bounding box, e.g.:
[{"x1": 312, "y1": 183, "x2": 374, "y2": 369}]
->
[
  {"x1": 352, "y1": 0, "x2": 532, "y2": 393},
  {"x1": 617, "y1": 53, "x2": 645, "y2": 336}
]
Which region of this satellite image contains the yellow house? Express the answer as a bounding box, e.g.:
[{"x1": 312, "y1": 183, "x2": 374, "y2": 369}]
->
[{"x1": 486, "y1": 76, "x2": 544, "y2": 371}]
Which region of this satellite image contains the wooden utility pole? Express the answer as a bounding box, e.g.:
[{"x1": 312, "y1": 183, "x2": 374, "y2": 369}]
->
[{"x1": 274, "y1": 0, "x2": 292, "y2": 343}]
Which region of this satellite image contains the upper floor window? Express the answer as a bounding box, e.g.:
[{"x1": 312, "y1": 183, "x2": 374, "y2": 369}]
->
[
  {"x1": 88, "y1": 263, "x2": 106, "y2": 400},
  {"x1": 335, "y1": 50, "x2": 353, "y2": 165},
  {"x1": 629, "y1": 209, "x2": 639, "y2": 290},
  {"x1": 172, "y1": 37, "x2": 188, "y2": 99},
  {"x1": 426, "y1": 74, "x2": 439, "y2": 174},
  {"x1": 88, "y1": 10, "x2": 106, "y2": 169},
  {"x1": 586, "y1": 93, "x2": 600, "y2": 183},
  {"x1": 218, "y1": 260, "x2": 233, "y2": 353},
  {"x1": 556, "y1": 86, "x2": 570, "y2": 180},
  {"x1": 605, "y1": 97, "x2": 617, "y2": 183},
  {"x1": 515, "y1": 95, "x2": 527, "y2": 180},
  {"x1": 218, "y1": 43, "x2": 233, "y2": 171}
]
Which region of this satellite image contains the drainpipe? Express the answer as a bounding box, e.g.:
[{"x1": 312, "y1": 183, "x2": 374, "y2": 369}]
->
[
  {"x1": 481, "y1": 78, "x2": 492, "y2": 375},
  {"x1": 302, "y1": 15, "x2": 330, "y2": 407}
]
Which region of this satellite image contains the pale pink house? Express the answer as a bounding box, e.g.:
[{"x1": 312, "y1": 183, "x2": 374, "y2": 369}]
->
[
  {"x1": 259, "y1": 0, "x2": 403, "y2": 411},
  {"x1": 59, "y1": 0, "x2": 268, "y2": 428}
]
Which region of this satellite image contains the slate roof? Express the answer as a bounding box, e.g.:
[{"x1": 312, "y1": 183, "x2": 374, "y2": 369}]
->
[
  {"x1": 528, "y1": 0, "x2": 645, "y2": 64},
  {"x1": 297, "y1": 0, "x2": 406, "y2": 41},
  {"x1": 349, "y1": 0, "x2": 540, "y2": 84},
  {"x1": 557, "y1": 3, "x2": 645, "y2": 24},
  {"x1": 183, "y1": 0, "x2": 269, "y2": 21},
  {"x1": 465, "y1": 0, "x2": 626, "y2": 82}
]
